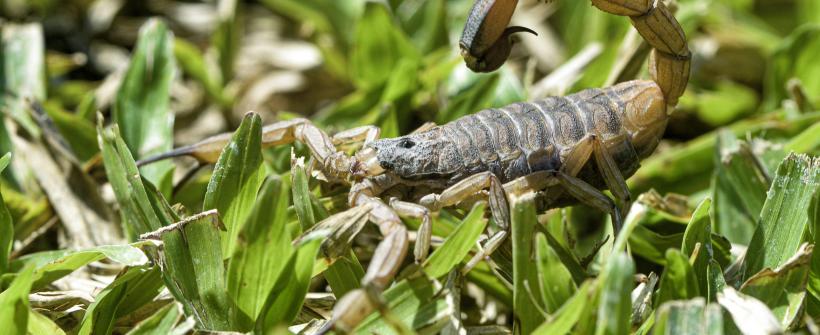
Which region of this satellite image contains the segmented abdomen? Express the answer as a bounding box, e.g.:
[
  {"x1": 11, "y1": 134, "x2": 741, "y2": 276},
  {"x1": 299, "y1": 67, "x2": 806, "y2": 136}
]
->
[{"x1": 440, "y1": 81, "x2": 651, "y2": 184}]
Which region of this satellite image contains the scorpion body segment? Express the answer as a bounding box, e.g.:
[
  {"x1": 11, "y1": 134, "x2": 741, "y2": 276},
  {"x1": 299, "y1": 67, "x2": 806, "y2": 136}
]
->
[{"x1": 369, "y1": 80, "x2": 666, "y2": 189}]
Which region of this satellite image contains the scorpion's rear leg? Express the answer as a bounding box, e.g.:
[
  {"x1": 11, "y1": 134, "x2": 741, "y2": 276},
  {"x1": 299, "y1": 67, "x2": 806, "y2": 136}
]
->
[
  {"x1": 554, "y1": 133, "x2": 632, "y2": 233},
  {"x1": 551, "y1": 171, "x2": 623, "y2": 233}
]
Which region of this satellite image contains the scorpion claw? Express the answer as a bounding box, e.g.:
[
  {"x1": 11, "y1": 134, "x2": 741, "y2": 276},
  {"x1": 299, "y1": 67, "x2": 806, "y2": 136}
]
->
[{"x1": 353, "y1": 147, "x2": 384, "y2": 177}]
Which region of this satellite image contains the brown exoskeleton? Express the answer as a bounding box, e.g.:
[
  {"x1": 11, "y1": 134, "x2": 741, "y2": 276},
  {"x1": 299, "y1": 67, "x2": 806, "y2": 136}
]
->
[{"x1": 140, "y1": 0, "x2": 690, "y2": 332}]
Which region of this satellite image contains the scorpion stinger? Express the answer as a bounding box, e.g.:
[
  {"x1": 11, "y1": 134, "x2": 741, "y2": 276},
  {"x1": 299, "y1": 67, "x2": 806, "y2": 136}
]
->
[{"x1": 460, "y1": 0, "x2": 537, "y2": 72}]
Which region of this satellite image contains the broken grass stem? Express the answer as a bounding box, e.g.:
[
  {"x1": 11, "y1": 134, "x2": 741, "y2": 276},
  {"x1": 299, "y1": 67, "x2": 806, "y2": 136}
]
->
[{"x1": 138, "y1": 209, "x2": 222, "y2": 240}]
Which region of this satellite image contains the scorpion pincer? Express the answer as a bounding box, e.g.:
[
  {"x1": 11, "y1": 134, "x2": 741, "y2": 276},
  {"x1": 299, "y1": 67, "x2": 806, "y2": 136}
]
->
[{"x1": 139, "y1": 0, "x2": 690, "y2": 332}]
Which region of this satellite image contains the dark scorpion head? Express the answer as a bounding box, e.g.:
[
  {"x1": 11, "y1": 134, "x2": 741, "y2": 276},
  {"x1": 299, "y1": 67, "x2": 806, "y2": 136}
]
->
[{"x1": 354, "y1": 127, "x2": 461, "y2": 181}]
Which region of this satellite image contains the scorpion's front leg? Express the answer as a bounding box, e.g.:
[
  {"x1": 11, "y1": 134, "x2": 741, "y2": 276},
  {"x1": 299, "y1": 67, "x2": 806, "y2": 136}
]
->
[
  {"x1": 460, "y1": 0, "x2": 536, "y2": 72},
  {"x1": 137, "y1": 118, "x2": 373, "y2": 181},
  {"x1": 326, "y1": 176, "x2": 439, "y2": 333},
  {"x1": 330, "y1": 125, "x2": 380, "y2": 147},
  {"x1": 327, "y1": 196, "x2": 410, "y2": 333},
  {"x1": 415, "y1": 171, "x2": 510, "y2": 266}
]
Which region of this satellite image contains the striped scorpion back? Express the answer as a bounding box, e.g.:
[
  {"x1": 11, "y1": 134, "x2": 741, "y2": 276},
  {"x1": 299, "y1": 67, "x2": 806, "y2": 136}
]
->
[
  {"x1": 369, "y1": 80, "x2": 667, "y2": 188},
  {"x1": 440, "y1": 80, "x2": 664, "y2": 184}
]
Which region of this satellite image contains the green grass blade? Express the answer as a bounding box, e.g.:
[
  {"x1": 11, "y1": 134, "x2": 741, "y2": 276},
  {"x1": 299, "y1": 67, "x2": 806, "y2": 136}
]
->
[
  {"x1": 202, "y1": 112, "x2": 264, "y2": 257},
  {"x1": 174, "y1": 38, "x2": 229, "y2": 107},
  {"x1": 741, "y1": 243, "x2": 812, "y2": 328},
  {"x1": 763, "y1": 25, "x2": 820, "y2": 111},
  {"x1": 0, "y1": 23, "x2": 45, "y2": 188},
  {"x1": 227, "y1": 176, "x2": 295, "y2": 327},
  {"x1": 656, "y1": 249, "x2": 700, "y2": 306},
  {"x1": 4, "y1": 244, "x2": 148, "y2": 289},
  {"x1": 125, "y1": 303, "x2": 182, "y2": 335},
  {"x1": 113, "y1": 18, "x2": 176, "y2": 194},
  {"x1": 511, "y1": 196, "x2": 545, "y2": 334},
  {"x1": 622, "y1": 193, "x2": 689, "y2": 265},
  {"x1": 743, "y1": 154, "x2": 820, "y2": 279},
  {"x1": 423, "y1": 202, "x2": 487, "y2": 278},
  {"x1": 808, "y1": 189, "x2": 820, "y2": 315},
  {"x1": 28, "y1": 310, "x2": 66, "y2": 335},
  {"x1": 354, "y1": 275, "x2": 449, "y2": 334},
  {"x1": 681, "y1": 198, "x2": 715, "y2": 297},
  {"x1": 630, "y1": 112, "x2": 820, "y2": 195},
  {"x1": 323, "y1": 255, "x2": 366, "y2": 298},
  {"x1": 101, "y1": 119, "x2": 241, "y2": 330},
  {"x1": 291, "y1": 157, "x2": 366, "y2": 299},
  {"x1": 712, "y1": 131, "x2": 769, "y2": 245},
  {"x1": 41, "y1": 102, "x2": 99, "y2": 162},
  {"x1": 26, "y1": 244, "x2": 148, "y2": 290},
  {"x1": 350, "y1": 2, "x2": 420, "y2": 88},
  {"x1": 464, "y1": 261, "x2": 512, "y2": 305},
  {"x1": 785, "y1": 121, "x2": 820, "y2": 154},
  {"x1": 653, "y1": 298, "x2": 724, "y2": 335},
  {"x1": 707, "y1": 260, "x2": 727, "y2": 302},
  {"x1": 595, "y1": 252, "x2": 635, "y2": 335},
  {"x1": 532, "y1": 281, "x2": 595, "y2": 335},
  {"x1": 77, "y1": 267, "x2": 163, "y2": 335},
  {"x1": 437, "y1": 72, "x2": 500, "y2": 123},
  {"x1": 155, "y1": 210, "x2": 237, "y2": 330},
  {"x1": 0, "y1": 153, "x2": 12, "y2": 274},
  {"x1": 97, "y1": 117, "x2": 166, "y2": 236},
  {"x1": 535, "y1": 233, "x2": 576, "y2": 313},
  {"x1": 213, "y1": 0, "x2": 241, "y2": 83},
  {"x1": 256, "y1": 234, "x2": 323, "y2": 331},
  {"x1": 0, "y1": 265, "x2": 34, "y2": 335},
  {"x1": 291, "y1": 157, "x2": 316, "y2": 232},
  {"x1": 0, "y1": 23, "x2": 44, "y2": 137},
  {"x1": 541, "y1": 227, "x2": 587, "y2": 284}
]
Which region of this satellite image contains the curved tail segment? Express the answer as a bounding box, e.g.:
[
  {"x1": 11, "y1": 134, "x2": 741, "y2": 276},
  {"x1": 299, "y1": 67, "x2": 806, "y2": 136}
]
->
[
  {"x1": 460, "y1": 0, "x2": 691, "y2": 106},
  {"x1": 592, "y1": 0, "x2": 690, "y2": 106}
]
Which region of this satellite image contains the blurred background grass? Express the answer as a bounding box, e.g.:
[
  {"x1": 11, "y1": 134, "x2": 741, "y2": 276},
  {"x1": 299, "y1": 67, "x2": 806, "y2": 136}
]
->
[{"x1": 0, "y1": 0, "x2": 819, "y2": 333}]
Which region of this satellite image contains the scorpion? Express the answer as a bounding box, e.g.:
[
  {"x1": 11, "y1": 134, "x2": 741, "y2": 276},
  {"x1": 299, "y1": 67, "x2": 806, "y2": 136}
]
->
[{"x1": 139, "y1": 0, "x2": 689, "y2": 332}]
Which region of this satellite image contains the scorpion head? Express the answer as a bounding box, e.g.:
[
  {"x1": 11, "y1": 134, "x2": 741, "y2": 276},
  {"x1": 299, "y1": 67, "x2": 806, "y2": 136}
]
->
[{"x1": 354, "y1": 127, "x2": 461, "y2": 181}]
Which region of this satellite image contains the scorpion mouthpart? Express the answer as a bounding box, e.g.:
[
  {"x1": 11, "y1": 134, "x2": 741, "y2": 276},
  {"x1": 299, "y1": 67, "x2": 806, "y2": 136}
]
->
[{"x1": 354, "y1": 147, "x2": 384, "y2": 176}]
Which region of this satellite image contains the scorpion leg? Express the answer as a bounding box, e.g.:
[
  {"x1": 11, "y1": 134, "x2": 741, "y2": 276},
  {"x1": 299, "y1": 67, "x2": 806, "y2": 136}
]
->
[
  {"x1": 419, "y1": 171, "x2": 511, "y2": 229},
  {"x1": 462, "y1": 229, "x2": 509, "y2": 274},
  {"x1": 322, "y1": 177, "x2": 418, "y2": 333},
  {"x1": 411, "y1": 121, "x2": 438, "y2": 134},
  {"x1": 388, "y1": 197, "x2": 434, "y2": 264},
  {"x1": 331, "y1": 125, "x2": 380, "y2": 146},
  {"x1": 552, "y1": 171, "x2": 623, "y2": 233},
  {"x1": 138, "y1": 117, "x2": 357, "y2": 177},
  {"x1": 592, "y1": 134, "x2": 633, "y2": 217},
  {"x1": 329, "y1": 193, "x2": 410, "y2": 333},
  {"x1": 558, "y1": 134, "x2": 628, "y2": 232},
  {"x1": 258, "y1": 118, "x2": 365, "y2": 180}
]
